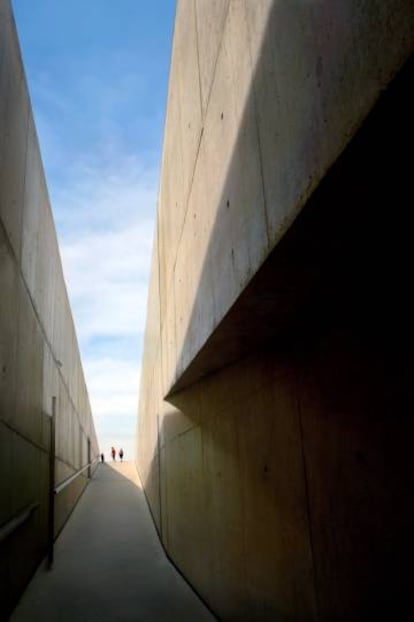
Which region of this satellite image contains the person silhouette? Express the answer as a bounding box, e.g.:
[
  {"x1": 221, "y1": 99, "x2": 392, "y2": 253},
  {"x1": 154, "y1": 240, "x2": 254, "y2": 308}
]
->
[
  {"x1": 111, "y1": 446, "x2": 116, "y2": 461},
  {"x1": 119, "y1": 448, "x2": 124, "y2": 462}
]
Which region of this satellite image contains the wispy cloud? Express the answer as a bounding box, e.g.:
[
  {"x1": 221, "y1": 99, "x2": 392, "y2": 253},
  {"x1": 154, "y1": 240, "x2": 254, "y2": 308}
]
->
[
  {"x1": 85, "y1": 357, "x2": 141, "y2": 417},
  {"x1": 56, "y1": 151, "x2": 157, "y2": 455},
  {"x1": 59, "y1": 162, "x2": 155, "y2": 342},
  {"x1": 56, "y1": 155, "x2": 157, "y2": 234},
  {"x1": 13, "y1": 1, "x2": 172, "y2": 459},
  {"x1": 45, "y1": 109, "x2": 158, "y2": 457}
]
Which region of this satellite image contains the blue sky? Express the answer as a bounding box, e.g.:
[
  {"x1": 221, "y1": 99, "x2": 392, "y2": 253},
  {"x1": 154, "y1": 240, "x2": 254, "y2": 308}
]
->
[{"x1": 12, "y1": 0, "x2": 176, "y2": 460}]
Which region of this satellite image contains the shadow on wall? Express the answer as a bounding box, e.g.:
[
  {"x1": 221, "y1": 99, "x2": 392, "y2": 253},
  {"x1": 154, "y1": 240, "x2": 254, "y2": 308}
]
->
[
  {"x1": 147, "y1": 321, "x2": 414, "y2": 619},
  {"x1": 167, "y1": 0, "x2": 414, "y2": 395},
  {"x1": 142, "y1": 53, "x2": 414, "y2": 621},
  {"x1": 9, "y1": 463, "x2": 210, "y2": 621}
]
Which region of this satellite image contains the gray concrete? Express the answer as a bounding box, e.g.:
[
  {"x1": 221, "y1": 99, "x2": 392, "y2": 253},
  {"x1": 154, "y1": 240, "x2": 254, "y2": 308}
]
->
[
  {"x1": 1, "y1": 2, "x2": 98, "y2": 615},
  {"x1": 137, "y1": 1, "x2": 414, "y2": 619},
  {"x1": 11, "y1": 462, "x2": 216, "y2": 622}
]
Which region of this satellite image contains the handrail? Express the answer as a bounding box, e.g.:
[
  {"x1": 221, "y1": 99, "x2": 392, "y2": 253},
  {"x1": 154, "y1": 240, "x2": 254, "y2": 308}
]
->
[
  {"x1": 54, "y1": 458, "x2": 99, "y2": 495},
  {"x1": 47, "y1": 395, "x2": 99, "y2": 569},
  {"x1": 0, "y1": 503, "x2": 39, "y2": 545}
]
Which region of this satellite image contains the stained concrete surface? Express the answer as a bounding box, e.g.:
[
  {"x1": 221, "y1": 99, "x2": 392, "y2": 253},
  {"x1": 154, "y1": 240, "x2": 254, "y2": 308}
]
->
[{"x1": 10, "y1": 462, "x2": 216, "y2": 622}]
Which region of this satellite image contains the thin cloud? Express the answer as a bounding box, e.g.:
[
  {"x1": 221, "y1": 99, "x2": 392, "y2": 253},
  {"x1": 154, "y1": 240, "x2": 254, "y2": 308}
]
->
[
  {"x1": 12, "y1": 1, "x2": 173, "y2": 459},
  {"x1": 85, "y1": 357, "x2": 141, "y2": 418},
  {"x1": 57, "y1": 152, "x2": 156, "y2": 446},
  {"x1": 57, "y1": 147, "x2": 156, "y2": 336},
  {"x1": 56, "y1": 155, "x2": 157, "y2": 235}
]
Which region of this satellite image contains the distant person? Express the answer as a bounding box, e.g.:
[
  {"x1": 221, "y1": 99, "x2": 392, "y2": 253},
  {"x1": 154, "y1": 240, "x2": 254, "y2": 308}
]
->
[
  {"x1": 111, "y1": 446, "x2": 116, "y2": 461},
  {"x1": 100, "y1": 453, "x2": 105, "y2": 462},
  {"x1": 119, "y1": 448, "x2": 124, "y2": 462}
]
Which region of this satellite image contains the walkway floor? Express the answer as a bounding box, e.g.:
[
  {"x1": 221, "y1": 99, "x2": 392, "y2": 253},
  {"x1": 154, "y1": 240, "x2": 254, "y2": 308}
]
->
[{"x1": 11, "y1": 462, "x2": 216, "y2": 622}]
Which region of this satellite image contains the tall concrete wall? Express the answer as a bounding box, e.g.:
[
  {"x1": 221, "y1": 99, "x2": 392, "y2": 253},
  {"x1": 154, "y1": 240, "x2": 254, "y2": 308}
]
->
[
  {"x1": 137, "y1": 1, "x2": 414, "y2": 619},
  {"x1": 0, "y1": 1, "x2": 99, "y2": 616}
]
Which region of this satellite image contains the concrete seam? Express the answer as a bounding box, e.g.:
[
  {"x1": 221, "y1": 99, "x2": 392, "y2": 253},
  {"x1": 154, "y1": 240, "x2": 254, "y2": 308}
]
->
[
  {"x1": 171, "y1": 261, "x2": 179, "y2": 390},
  {"x1": 162, "y1": 0, "x2": 266, "y2": 396},
  {"x1": 236, "y1": 411, "x2": 248, "y2": 609},
  {"x1": 165, "y1": 111, "x2": 202, "y2": 390},
  {"x1": 170, "y1": 0, "x2": 231, "y2": 283},
  {"x1": 55, "y1": 454, "x2": 89, "y2": 475},
  {"x1": 169, "y1": 422, "x2": 200, "y2": 443},
  {"x1": 170, "y1": 112, "x2": 203, "y2": 281},
  {"x1": 11, "y1": 2, "x2": 97, "y2": 451},
  {"x1": 203, "y1": 0, "x2": 232, "y2": 116},
  {"x1": 156, "y1": 413, "x2": 163, "y2": 541},
  {"x1": 155, "y1": 1, "x2": 231, "y2": 387},
  {"x1": 295, "y1": 366, "x2": 321, "y2": 619},
  {"x1": 155, "y1": 204, "x2": 164, "y2": 370},
  {"x1": 244, "y1": 0, "x2": 271, "y2": 248},
  {"x1": 137, "y1": 462, "x2": 219, "y2": 620},
  {"x1": 0, "y1": 152, "x2": 94, "y2": 457},
  {"x1": 155, "y1": 0, "x2": 179, "y2": 338},
  {"x1": 194, "y1": 0, "x2": 204, "y2": 121},
  {"x1": 0, "y1": 419, "x2": 49, "y2": 454},
  {"x1": 19, "y1": 77, "x2": 30, "y2": 263},
  {"x1": 163, "y1": 430, "x2": 169, "y2": 548}
]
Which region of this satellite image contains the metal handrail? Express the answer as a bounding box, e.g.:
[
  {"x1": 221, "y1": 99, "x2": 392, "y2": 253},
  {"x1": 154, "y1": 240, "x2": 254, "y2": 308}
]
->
[
  {"x1": 54, "y1": 458, "x2": 99, "y2": 495},
  {"x1": 0, "y1": 503, "x2": 39, "y2": 544},
  {"x1": 47, "y1": 396, "x2": 99, "y2": 568}
]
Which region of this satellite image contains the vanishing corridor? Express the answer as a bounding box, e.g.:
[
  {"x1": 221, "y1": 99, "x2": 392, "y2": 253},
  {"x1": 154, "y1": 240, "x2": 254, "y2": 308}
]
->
[{"x1": 11, "y1": 463, "x2": 215, "y2": 622}]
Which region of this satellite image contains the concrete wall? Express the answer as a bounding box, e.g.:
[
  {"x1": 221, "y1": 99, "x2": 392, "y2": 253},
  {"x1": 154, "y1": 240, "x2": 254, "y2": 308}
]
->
[
  {"x1": 137, "y1": 1, "x2": 414, "y2": 619},
  {"x1": 0, "y1": 1, "x2": 99, "y2": 615}
]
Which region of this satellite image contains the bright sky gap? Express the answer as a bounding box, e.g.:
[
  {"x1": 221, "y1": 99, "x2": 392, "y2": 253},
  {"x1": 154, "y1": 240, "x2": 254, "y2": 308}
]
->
[{"x1": 12, "y1": 0, "x2": 176, "y2": 459}]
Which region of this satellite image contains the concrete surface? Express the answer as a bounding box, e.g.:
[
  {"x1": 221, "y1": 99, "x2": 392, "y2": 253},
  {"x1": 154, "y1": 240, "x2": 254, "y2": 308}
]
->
[
  {"x1": 1, "y1": 2, "x2": 98, "y2": 616},
  {"x1": 137, "y1": 1, "x2": 414, "y2": 619},
  {"x1": 148, "y1": 0, "x2": 414, "y2": 397},
  {"x1": 10, "y1": 462, "x2": 216, "y2": 622}
]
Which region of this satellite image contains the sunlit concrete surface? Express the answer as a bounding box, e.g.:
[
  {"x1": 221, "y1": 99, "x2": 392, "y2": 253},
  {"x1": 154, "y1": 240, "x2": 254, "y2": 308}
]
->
[
  {"x1": 136, "y1": 1, "x2": 414, "y2": 619},
  {"x1": 10, "y1": 462, "x2": 216, "y2": 622}
]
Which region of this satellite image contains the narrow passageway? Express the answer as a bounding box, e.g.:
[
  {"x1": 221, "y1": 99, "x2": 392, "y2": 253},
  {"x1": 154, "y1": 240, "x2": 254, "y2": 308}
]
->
[{"x1": 11, "y1": 463, "x2": 215, "y2": 622}]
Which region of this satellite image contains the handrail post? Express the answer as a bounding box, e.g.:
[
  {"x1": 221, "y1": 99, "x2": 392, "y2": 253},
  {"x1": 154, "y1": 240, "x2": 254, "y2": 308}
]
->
[
  {"x1": 87, "y1": 438, "x2": 91, "y2": 479},
  {"x1": 47, "y1": 396, "x2": 56, "y2": 569}
]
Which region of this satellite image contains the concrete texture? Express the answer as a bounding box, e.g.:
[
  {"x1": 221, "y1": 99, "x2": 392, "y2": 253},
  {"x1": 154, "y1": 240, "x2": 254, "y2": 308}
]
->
[
  {"x1": 11, "y1": 462, "x2": 216, "y2": 622},
  {"x1": 150, "y1": 0, "x2": 414, "y2": 396},
  {"x1": 137, "y1": 1, "x2": 414, "y2": 620},
  {"x1": 0, "y1": 2, "x2": 98, "y2": 617}
]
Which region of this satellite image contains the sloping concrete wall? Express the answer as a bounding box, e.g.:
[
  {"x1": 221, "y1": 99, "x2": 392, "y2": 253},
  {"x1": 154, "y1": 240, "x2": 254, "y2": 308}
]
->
[
  {"x1": 137, "y1": 1, "x2": 414, "y2": 619},
  {"x1": 0, "y1": 1, "x2": 99, "y2": 615}
]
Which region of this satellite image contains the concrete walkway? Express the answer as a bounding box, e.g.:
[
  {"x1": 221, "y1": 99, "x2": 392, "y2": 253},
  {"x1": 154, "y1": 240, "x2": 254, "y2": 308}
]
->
[{"x1": 11, "y1": 462, "x2": 216, "y2": 622}]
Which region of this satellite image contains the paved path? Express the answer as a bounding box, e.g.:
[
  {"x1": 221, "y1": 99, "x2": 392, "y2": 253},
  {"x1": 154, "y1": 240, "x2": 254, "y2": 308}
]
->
[{"x1": 11, "y1": 462, "x2": 216, "y2": 622}]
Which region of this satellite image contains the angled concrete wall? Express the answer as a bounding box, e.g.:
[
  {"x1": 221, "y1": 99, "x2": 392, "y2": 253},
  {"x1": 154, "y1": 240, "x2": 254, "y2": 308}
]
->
[
  {"x1": 0, "y1": 1, "x2": 99, "y2": 616},
  {"x1": 137, "y1": 1, "x2": 414, "y2": 619}
]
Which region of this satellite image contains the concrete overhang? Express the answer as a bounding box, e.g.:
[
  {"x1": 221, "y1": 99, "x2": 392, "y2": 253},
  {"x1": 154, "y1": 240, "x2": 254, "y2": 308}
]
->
[{"x1": 166, "y1": 54, "x2": 414, "y2": 400}]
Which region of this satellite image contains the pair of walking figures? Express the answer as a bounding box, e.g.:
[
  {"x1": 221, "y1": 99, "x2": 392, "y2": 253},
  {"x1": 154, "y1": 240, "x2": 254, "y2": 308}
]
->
[{"x1": 111, "y1": 446, "x2": 123, "y2": 461}]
